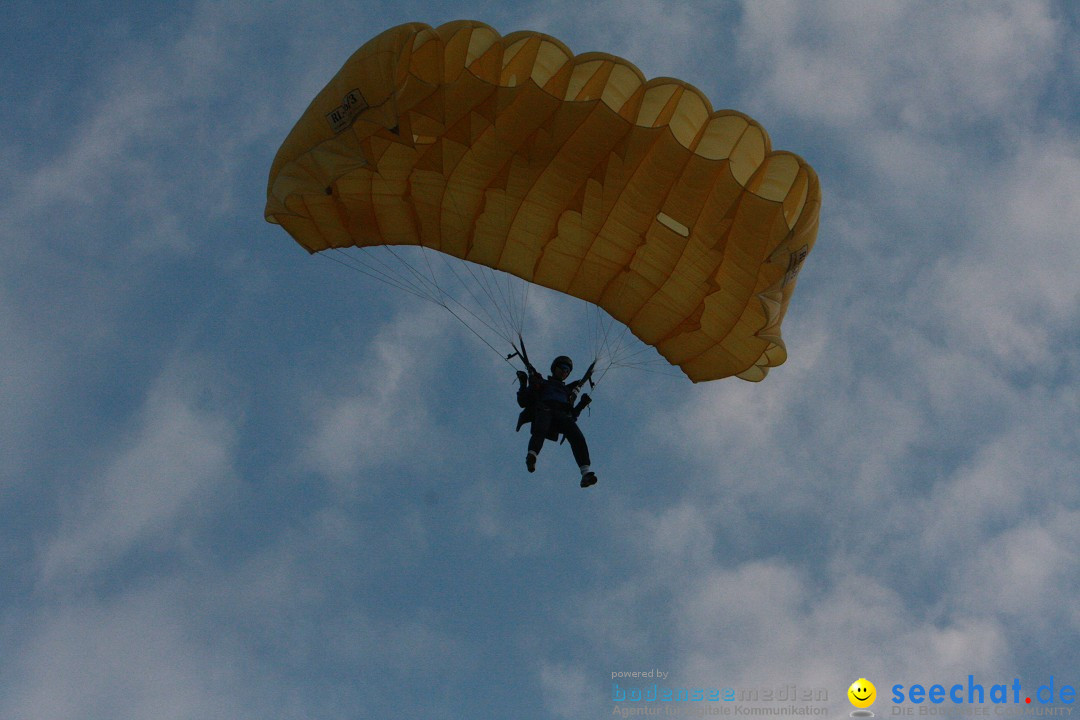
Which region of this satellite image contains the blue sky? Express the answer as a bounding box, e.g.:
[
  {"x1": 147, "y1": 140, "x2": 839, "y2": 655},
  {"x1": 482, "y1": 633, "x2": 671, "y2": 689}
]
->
[{"x1": 2, "y1": 1, "x2": 1079, "y2": 718}]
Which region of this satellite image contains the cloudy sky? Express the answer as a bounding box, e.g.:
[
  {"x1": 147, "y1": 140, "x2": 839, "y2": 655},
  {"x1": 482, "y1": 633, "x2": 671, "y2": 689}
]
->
[{"x1": 2, "y1": 1, "x2": 1079, "y2": 718}]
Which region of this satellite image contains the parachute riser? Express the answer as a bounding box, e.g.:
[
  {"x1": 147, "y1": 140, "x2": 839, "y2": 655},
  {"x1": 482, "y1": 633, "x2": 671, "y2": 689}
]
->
[
  {"x1": 511, "y1": 334, "x2": 539, "y2": 379},
  {"x1": 510, "y1": 334, "x2": 601, "y2": 408}
]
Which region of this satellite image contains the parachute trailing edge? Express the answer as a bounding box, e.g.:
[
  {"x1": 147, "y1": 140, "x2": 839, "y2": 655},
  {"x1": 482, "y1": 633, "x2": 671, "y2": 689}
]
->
[{"x1": 265, "y1": 20, "x2": 821, "y2": 382}]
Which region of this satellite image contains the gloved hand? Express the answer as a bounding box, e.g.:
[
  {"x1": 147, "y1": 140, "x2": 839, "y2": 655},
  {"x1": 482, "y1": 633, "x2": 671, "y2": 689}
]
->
[
  {"x1": 516, "y1": 370, "x2": 528, "y2": 388},
  {"x1": 572, "y1": 393, "x2": 591, "y2": 418}
]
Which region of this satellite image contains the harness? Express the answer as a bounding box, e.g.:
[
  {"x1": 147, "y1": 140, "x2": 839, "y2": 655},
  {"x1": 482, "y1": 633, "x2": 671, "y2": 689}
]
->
[{"x1": 511, "y1": 335, "x2": 594, "y2": 440}]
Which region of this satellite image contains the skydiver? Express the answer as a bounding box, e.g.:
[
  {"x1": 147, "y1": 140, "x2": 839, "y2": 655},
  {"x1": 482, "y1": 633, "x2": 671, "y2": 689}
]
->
[{"x1": 515, "y1": 355, "x2": 598, "y2": 488}]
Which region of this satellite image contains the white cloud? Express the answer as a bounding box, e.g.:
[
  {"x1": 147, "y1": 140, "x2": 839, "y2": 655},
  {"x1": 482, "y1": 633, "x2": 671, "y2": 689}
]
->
[
  {"x1": 654, "y1": 348, "x2": 924, "y2": 523},
  {"x1": 0, "y1": 3, "x2": 304, "y2": 487},
  {"x1": 934, "y1": 135, "x2": 1080, "y2": 372},
  {"x1": 40, "y1": 356, "x2": 238, "y2": 583},
  {"x1": 518, "y1": 0, "x2": 715, "y2": 80},
  {"x1": 540, "y1": 662, "x2": 593, "y2": 719},
  {"x1": 552, "y1": 534, "x2": 1013, "y2": 712},
  {"x1": 298, "y1": 306, "x2": 449, "y2": 485},
  {"x1": 3, "y1": 3, "x2": 304, "y2": 260},
  {"x1": 618, "y1": 554, "x2": 1009, "y2": 698},
  {"x1": 957, "y1": 512, "x2": 1080, "y2": 626},
  {"x1": 737, "y1": 0, "x2": 1059, "y2": 133},
  {"x1": 0, "y1": 304, "x2": 52, "y2": 485},
  {"x1": 1, "y1": 585, "x2": 258, "y2": 720},
  {"x1": 13, "y1": 51, "x2": 185, "y2": 256},
  {"x1": 189, "y1": 501, "x2": 471, "y2": 701}
]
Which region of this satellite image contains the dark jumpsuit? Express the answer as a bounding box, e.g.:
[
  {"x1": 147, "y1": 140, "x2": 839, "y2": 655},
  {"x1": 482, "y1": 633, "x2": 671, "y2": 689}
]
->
[{"x1": 525, "y1": 375, "x2": 591, "y2": 468}]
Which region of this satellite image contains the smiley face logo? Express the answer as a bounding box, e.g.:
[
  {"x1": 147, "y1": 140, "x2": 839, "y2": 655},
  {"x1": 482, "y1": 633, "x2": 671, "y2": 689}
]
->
[{"x1": 848, "y1": 678, "x2": 876, "y2": 708}]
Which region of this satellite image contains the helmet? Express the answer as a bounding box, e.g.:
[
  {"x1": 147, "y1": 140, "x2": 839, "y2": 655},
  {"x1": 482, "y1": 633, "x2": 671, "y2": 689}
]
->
[{"x1": 551, "y1": 356, "x2": 573, "y2": 373}]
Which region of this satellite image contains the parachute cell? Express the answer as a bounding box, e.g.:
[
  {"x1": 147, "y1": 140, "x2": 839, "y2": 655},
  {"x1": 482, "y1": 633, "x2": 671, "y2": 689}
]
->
[{"x1": 265, "y1": 20, "x2": 820, "y2": 382}]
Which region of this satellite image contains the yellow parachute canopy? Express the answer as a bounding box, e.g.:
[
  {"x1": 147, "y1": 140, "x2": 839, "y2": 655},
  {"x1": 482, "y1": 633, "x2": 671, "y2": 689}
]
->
[{"x1": 265, "y1": 20, "x2": 820, "y2": 382}]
